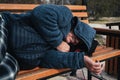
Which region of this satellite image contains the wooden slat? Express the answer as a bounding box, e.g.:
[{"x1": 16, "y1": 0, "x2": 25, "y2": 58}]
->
[
  {"x1": 111, "y1": 37, "x2": 115, "y2": 47},
  {"x1": 93, "y1": 47, "x2": 113, "y2": 56},
  {"x1": 115, "y1": 37, "x2": 119, "y2": 48},
  {"x1": 0, "y1": 4, "x2": 86, "y2": 11},
  {"x1": 72, "y1": 12, "x2": 88, "y2": 17},
  {"x1": 80, "y1": 19, "x2": 89, "y2": 23},
  {"x1": 95, "y1": 46, "x2": 106, "y2": 51},
  {"x1": 17, "y1": 68, "x2": 71, "y2": 80},
  {"x1": 109, "y1": 59, "x2": 114, "y2": 74},
  {"x1": 91, "y1": 50, "x2": 120, "y2": 61},
  {"x1": 105, "y1": 60, "x2": 109, "y2": 73},
  {"x1": 65, "y1": 5, "x2": 87, "y2": 10},
  {"x1": 18, "y1": 67, "x2": 40, "y2": 75},
  {"x1": 94, "y1": 27, "x2": 120, "y2": 37},
  {"x1": 106, "y1": 36, "x2": 110, "y2": 47},
  {"x1": 114, "y1": 58, "x2": 118, "y2": 75},
  {"x1": 0, "y1": 4, "x2": 39, "y2": 11}
]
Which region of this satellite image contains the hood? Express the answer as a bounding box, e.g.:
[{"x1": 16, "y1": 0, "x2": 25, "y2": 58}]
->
[
  {"x1": 73, "y1": 17, "x2": 96, "y2": 51},
  {"x1": 56, "y1": 5, "x2": 73, "y2": 38},
  {"x1": 57, "y1": 5, "x2": 73, "y2": 26},
  {"x1": 31, "y1": 4, "x2": 73, "y2": 39}
]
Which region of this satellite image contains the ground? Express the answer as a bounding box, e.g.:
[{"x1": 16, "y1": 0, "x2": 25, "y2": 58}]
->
[{"x1": 48, "y1": 68, "x2": 117, "y2": 80}]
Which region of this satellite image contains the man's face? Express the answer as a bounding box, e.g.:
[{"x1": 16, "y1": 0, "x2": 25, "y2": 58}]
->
[{"x1": 65, "y1": 32, "x2": 80, "y2": 45}]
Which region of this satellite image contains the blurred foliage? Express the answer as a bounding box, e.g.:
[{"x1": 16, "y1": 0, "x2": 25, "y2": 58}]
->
[{"x1": 88, "y1": 0, "x2": 120, "y2": 19}]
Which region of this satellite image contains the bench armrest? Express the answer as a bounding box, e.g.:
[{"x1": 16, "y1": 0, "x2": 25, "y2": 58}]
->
[
  {"x1": 106, "y1": 22, "x2": 120, "y2": 29},
  {"x1": 94, "y1": 27, "x2": 120, "y2": 37},
  {"x1": 106, "y1": 22, "x2": 120, "y2": 26}
]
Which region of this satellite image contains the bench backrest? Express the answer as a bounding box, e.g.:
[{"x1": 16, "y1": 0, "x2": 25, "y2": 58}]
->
[{"x1": 0, "y1": 4, "x2": 89, "y2": 23}]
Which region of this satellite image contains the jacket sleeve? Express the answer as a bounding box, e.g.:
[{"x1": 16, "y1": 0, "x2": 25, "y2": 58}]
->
[
  {"x1": 40, "y1": 50, "x2": 85, "y2": 69},
  {"x1": 31, "y1": 5, "x2": 63, "y2": 48}
]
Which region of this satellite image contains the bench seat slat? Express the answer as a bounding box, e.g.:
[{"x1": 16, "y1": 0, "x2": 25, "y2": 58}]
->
[
  {"x1": 93, "y1": 47, "x2": 114, "y2": 56},
  {"x1": 17, "y1": 68, "x2": 71, "y2": 80},
  {"x1": 92, "y1": 50, "x2": 120, "y2": 61},
  {"x1": 80, "y1": 19, "x2": 89, "y2": 23}
]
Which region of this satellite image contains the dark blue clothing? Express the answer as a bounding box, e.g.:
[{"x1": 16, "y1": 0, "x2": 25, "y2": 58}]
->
[
  {"x1": 31, "y1": 5, "x2": 95, "y2": 51},
  {"x1": 2, "y1": 12, "x2": 48, "y2": 69},
  {"x1": 1, "y1": 4, "x2": 96, "y2": 70},
  {"x1": 0, "y1": 14, "x2": 19, "y2": 80},
  {"x1": 31, "y1": 4, "x2": 73, "y2": 48},
  {"x1": 40, "y1": 50, "x2": 84, "y2": 69}
]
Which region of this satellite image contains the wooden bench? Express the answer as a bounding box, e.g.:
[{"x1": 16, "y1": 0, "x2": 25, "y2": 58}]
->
[
  {"x1": 0, "y1": 4, "x2": 120, "y2": 80},
  {"x1": 105, "y1": 22, "x2": 120, "y2": 79}
]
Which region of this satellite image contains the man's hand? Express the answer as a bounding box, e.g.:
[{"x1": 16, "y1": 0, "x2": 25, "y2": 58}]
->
[
  {"x1": 56, "y1": 41, "x2": 70, "y2": 52},
  {"x1": 84, "y1": 56, "x2": 103, "y2": 74}
]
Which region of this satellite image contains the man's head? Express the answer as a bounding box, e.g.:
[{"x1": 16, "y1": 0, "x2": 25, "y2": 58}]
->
[
  {"x1": 65, "y1": 31, "x2": 80, "y2": 45},
  {"x1": 66, "y1": 17, "x2": 96, "y2": 51}
]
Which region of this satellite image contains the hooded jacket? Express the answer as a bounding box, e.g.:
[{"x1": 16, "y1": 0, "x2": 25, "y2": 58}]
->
[
  {"x1": 2, "y1": 4, "x2": 96, "y2": 69},
  {"x1": 31, "y1": 4, "x2": 73, "y2": 48}
]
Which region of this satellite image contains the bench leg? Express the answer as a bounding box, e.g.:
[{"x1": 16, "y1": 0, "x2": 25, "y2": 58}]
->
[
  {"x1": 88, "y1": 70, "x2": 106, "y2": 80},
  {"x1": 70, "y1": 69, "x2": 77, "y2": 76},
  {"x1": 117, "y1": 57, "x2": 120, "y2": 80},
  {"x1": 88, "y1": 70, "x2": 92, "y2": 80}
]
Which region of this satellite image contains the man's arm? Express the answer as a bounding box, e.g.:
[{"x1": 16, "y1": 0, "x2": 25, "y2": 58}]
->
[
  {"x1": 84, "y1": 56, "x2": 103, "y2": 74},
  {"x1": 31, "y1": 5, "x2": 63, "y2": 48}
]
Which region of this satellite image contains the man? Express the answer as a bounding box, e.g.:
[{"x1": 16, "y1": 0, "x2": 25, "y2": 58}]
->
[{"x1": 1, "y1": 4, "x2": 103, "y2": 75}]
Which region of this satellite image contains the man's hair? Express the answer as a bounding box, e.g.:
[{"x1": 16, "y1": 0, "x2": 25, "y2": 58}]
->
[{"x1": 71, "y1": 17, "x2": 78, "y2": 31}]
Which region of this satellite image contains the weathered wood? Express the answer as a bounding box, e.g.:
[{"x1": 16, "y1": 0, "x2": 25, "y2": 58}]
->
[
  {"x1": 92, "y1": 49, "x2": 120, "y2": 61},
  {"x1": 0, "y1": 4, "x2": 39, "y2": 11},
  {"x1": 0, "y1": 4, "x2": 87, "y2": 11},
  {"x1": 17, "y1": 68, "x2": 71, "y2": 80},
  {"x1": 94, "y1": 27, "x2": 120, "y2": 37},
  {"x1": 0, "y1": 4, "x2": 88, "y2": 23},
  {"x1": 105, "y1": 22, "x2": 120, "y2": 77}
]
